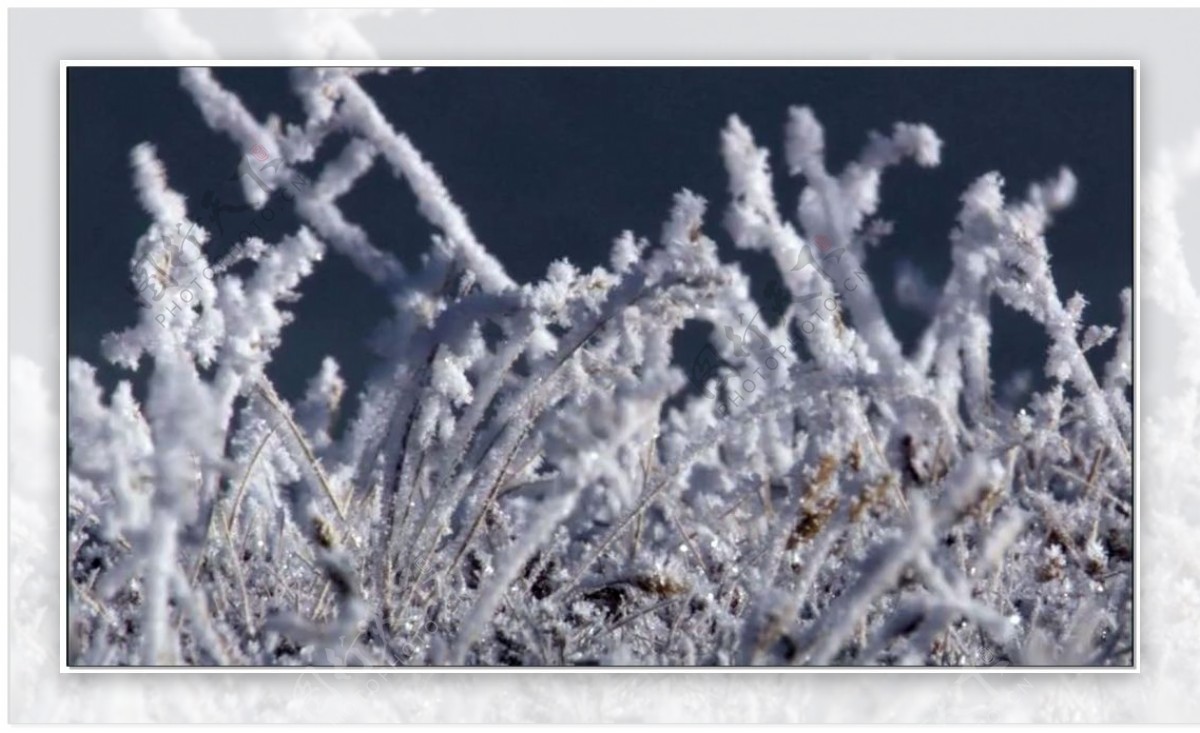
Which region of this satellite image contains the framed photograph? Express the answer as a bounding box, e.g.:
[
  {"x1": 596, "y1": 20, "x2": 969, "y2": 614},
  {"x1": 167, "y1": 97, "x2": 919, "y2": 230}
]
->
[{"x1": 62, "y1": 61, "x2": 1136, "y2": 670}]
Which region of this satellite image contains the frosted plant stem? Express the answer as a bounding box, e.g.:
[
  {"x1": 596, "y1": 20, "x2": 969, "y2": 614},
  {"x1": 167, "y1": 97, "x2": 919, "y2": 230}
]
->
[
  {"x1": 68, "y1": 84, "x2": 1133, "y2": 667},
  {"x1": 450, "y1": 485, "x2": 578, "y2": 664}
]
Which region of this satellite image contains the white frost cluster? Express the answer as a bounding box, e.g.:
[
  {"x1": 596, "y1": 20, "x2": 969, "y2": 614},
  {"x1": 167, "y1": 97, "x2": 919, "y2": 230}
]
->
[{"x1": 67, "y1": 69, "x2": 1132, "y2": 667}]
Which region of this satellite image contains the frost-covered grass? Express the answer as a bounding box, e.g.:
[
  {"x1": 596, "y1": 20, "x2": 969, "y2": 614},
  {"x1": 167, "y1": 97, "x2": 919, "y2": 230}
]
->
[{"x1": 67, "y1": 67, "x2": 1132, "y2": 667}]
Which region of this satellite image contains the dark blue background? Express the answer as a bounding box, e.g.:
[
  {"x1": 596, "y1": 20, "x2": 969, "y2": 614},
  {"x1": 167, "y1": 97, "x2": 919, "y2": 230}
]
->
[{"x1": 68, "y1": 66, "x2": 1134, "y2": 414}]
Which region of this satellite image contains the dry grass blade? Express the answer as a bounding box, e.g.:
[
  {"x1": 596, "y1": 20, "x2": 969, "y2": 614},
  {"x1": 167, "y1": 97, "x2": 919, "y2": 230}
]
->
[
  {"x1": 226, "y1": 419, "x2": 283, "y2": 534},
  {"x1": 255, "y1": 381, "x2": 349, "y2": 526}
]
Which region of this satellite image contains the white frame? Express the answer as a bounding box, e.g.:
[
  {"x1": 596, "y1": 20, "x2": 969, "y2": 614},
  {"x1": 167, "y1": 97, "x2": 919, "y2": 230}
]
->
[{"x1": 59, "y1": 58, "x2": 1141, "y2": 675}]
